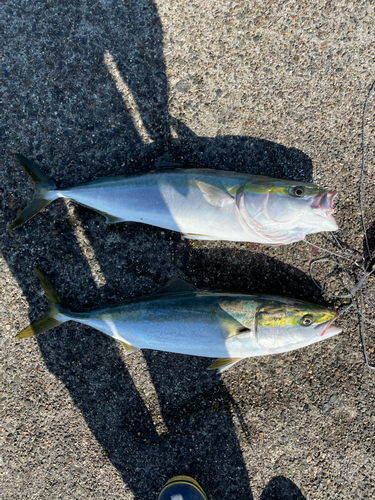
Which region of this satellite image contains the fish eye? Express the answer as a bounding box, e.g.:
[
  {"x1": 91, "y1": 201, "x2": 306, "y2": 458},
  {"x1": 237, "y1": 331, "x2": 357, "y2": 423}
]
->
[
  {"x1": 301, "y1": 314, "x2": 314, "y2": 326},
  {"x1": 293, "y1": 186, "x2": 305, "y2": 197}
]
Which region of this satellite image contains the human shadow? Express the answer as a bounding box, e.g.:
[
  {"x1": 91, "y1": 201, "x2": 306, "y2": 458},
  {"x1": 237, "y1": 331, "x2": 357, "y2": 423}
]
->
[
  {"x1": 163, "y1": 116, "x2": 313, "y2": 182},
  {"x1": 1, "y1": 0, "x2": 321, "y2": 499},
  {"x1": 260, "y1": 476, "x2": 306, "y2": 500}
]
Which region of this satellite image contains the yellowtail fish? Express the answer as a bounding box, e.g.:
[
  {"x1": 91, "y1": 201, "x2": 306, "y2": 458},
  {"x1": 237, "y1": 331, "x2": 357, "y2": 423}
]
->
[
  {"x1": 17, "y1": 269, "x2": 342, "y2": 373},
  {"x1": 10, "y1": 154, "x2": 338, "y2": 244}
]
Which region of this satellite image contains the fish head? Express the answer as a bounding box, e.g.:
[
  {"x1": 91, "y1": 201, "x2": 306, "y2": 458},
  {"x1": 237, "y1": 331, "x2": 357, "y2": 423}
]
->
[
  {"x1": 241, "y1": 178, "x2": 338, "y2": 242},
  {"x1": 255, "y1": 298, "x2": 342, "y2": 352}
]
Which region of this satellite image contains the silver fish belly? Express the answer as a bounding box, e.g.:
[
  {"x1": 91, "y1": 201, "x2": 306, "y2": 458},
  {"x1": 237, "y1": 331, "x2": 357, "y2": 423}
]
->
[
  {"x1": 65, "y1": 294, "x2": 260, "y2": 359},
  {"x1": 60, "y1": 170, "x2": 253, "y2": 241}
]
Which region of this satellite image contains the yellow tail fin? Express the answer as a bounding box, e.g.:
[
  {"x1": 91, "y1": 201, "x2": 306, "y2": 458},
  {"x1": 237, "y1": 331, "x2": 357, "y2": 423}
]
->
[{"x1": 16, "y1": 268, "x2": 68, "y2": 339}]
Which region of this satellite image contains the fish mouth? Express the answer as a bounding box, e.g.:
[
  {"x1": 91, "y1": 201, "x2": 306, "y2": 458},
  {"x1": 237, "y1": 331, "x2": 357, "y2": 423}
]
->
[
  {"x1": 311, "y1": 191, "x2": 338, "y2": 226},
  {"x1": 314, "y1": 312, "x2": 342, "y2": 337}
]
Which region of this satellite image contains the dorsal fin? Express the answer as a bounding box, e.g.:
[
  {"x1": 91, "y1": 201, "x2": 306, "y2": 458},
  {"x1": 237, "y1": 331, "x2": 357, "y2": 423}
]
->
[
  {"x1": 154, "y1": 161, "x2": 182, "y2": 168},
  {"x1": 156, "y1": 277, "x2": 198, "y2": 295}
]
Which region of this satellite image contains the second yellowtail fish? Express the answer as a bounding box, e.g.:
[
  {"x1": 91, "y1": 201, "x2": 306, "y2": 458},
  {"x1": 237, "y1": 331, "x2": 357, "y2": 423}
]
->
[
  {"x1": 17, "y1": 269, "x2": 342, "y2": 373},
  {"x1": 10, "y1": 154, "x2": 338, "y2": 244}
]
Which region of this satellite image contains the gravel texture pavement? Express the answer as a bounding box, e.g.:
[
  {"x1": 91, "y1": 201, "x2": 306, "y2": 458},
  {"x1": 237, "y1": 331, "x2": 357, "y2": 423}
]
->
[{"x1": 1, "y1": 1, "x2": 375, "y2": 499}]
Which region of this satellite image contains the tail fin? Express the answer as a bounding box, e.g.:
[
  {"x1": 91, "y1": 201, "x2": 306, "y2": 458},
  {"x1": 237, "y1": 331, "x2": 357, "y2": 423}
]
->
[
  {"x1": 9, "y1": 154, "x2": 57, "y2": 229},
  {"x1": 16, "y1": 268, "x2": 68, "y2": 339}
]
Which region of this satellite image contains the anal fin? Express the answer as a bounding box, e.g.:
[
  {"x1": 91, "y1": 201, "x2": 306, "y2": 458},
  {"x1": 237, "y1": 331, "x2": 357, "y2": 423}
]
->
[
  {"x1": 78, "y1": 203, "x2": 125, "y2": 224},
  {"x1": 182, "y1": 233, "x2": 214, "y2": 241},
  {"x1": 104, "y1": 213, "x2": 125, "y2": 224},
  {"x1": 118, "y1": 340, "x2": 139, "y2": 356},
  {"x1": 208, "y1": 357, "x2": 242, "y2": 374},
  {"x1": 72, "y1": 201, "x2": 126, "y2": 224}
]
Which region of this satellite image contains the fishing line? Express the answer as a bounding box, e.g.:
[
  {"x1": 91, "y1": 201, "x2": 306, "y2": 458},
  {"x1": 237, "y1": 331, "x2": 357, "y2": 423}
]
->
[
  {"x1": 303, "y1": 239, "x2": 363, "y2": 265},
  {"x1": 361, "y1": 79, "x2": 375, "y2": 266},
  {"x1": 302, "y1": 80, "x2": 375, "y2": 370}
]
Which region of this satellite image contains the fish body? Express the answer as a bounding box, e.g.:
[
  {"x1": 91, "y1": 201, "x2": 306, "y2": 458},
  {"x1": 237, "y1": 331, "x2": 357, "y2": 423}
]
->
[
  {"x1": 17, "y1": 270, "x2": 342, "y2": 372},
  {"x1": 10, "y1": 155, "x2": 338, "y2": 244}
]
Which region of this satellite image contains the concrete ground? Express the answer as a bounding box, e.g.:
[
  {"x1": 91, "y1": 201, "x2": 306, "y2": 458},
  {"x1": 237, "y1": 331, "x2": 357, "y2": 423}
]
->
[{"x1": 1, "y1": 0, "x2": 375, "y2": 499}]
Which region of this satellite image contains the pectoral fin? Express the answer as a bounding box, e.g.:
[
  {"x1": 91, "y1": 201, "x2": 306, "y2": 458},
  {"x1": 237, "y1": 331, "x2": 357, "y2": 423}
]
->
[
  {"x1": 208, "y1": 357, "x2": 242, "y2": 374},
  {"x1": 196, "y1": 181, "x2": 235, "y2": 207},
  {"x1": 118, "y1": 340, "x2": 139, "y2": 355},
  {"x1": 219, "y1": 327, "x2": 252, "y2": 344}
]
